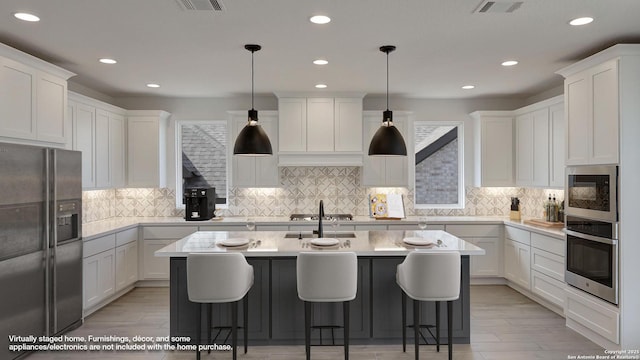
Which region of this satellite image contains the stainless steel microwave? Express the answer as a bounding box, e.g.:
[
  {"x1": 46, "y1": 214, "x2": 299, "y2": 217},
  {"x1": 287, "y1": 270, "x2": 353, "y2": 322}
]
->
[{"x1": 566, "y1": 165, "x2": 618, "y2": 223}]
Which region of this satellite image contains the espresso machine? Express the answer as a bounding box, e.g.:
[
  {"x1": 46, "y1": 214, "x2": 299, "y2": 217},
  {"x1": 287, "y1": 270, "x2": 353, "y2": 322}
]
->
[{"x1": 184, "y1": 187, "x2": 216, "y2": 221}]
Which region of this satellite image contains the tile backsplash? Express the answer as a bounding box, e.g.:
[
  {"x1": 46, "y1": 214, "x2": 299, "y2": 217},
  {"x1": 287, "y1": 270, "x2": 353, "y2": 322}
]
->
[{"x1": 82, "y1": 167, "x2": 564, "y2": 223}]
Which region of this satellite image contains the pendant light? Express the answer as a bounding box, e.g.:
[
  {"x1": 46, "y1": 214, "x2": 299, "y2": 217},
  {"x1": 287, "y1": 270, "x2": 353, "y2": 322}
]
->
[
  {"x1": 368, "y1": 45, "x2": 407, "y2": 156},
  {"x1": 233, "y1": 44, "x2": 273, "y2": 156}
]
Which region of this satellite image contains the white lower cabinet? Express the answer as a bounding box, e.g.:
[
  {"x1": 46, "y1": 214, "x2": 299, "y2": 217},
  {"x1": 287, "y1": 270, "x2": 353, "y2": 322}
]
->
[
  {"x1": 83, "y1": 228, "x2": 138, "y2": 313},
  {"x1": 565, "y1": 286, "x2": 620, "y2": 345},
  {"x1": 445, "y1": 224, "x2": 502, "y2": 278},
  {"x1": 503, "y1": 225, "x2": 571, "y2": 316},
  {"x1": 531, "y1": 270, "x2": 566, "y2": 309},
  {"x1": 142, "y1": 240, "x2": 173, "y2": 279},
  {"x1": 141, "y1": 226, "x2": 197, "y2": 280},
  {"x1": 83, "y1": 249, "x2": 115, "y2": 310},
  {"x1": 468, "y1": 237, "x2": 501, "y2": 277},
  {"x1": 531, "y1": 247, "x2": 564, "y2": 280},
  {"x1": 504, "y1": 238, "x2": 531, "y2": 290},
  {"x1": 115, "y1": 241, "x2": 138, "y2": 292}
]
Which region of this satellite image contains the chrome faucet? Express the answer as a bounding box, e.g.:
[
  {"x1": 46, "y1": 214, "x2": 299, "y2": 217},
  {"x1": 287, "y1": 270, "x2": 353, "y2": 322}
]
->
[{"x1": 315, "y1": 200, "x2": 324, "y2": 238}]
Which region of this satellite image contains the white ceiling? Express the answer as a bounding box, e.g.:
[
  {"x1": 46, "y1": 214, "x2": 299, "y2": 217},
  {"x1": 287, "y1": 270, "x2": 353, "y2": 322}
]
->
[{"x1": 1, "y1": 0, "x2": 640, "y2": 99}]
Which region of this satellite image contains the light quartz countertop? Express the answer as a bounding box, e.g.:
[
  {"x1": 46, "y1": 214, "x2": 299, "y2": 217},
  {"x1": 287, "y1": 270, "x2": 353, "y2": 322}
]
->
[
  {"x1": 82, "y1": 216, "x2": 565, "y2": 241},
  {"x1": 154, "y1": 230, "x2": 486, "y2": 257}
]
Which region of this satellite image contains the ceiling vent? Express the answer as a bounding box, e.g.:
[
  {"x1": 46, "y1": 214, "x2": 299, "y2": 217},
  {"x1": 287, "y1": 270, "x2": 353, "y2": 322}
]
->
[
  {"x1": 176, "y1": 0, "x2": 225, "y2": 11},
  {"x1": 474, "y1": 1, "x2": 523, "y2": 13}
]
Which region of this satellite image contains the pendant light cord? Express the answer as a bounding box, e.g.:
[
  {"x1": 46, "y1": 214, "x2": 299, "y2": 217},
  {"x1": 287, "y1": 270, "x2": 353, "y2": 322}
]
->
[
  {"x1": 251, "y1": 49, "x2": 255, "y2": 110},
  {"x1": 386, "y1": 50, "x2": 389, "y2": 111}
]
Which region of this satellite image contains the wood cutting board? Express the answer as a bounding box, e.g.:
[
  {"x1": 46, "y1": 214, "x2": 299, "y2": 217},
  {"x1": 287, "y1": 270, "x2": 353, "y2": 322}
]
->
[{"x1": 523, "y1": 219, "x2": 564, "y2": 228}]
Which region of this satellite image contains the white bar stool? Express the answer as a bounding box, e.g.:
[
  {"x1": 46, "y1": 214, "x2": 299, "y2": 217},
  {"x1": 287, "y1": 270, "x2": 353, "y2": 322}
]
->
[
  {"x1": 187, "y1": 253, "x2": 254, "y2": 360},
  {"x1": 396, "y1": 250, "x2": 461, "y2": 360},
  {"x1": 296, "y1": 252, "x2": 358, "y2": 360}
]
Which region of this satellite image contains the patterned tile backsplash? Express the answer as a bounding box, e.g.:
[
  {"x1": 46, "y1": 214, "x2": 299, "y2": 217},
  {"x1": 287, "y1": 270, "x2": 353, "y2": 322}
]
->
[{"x1": 82, "y1": 167, "x2": 564, "y2": 223}]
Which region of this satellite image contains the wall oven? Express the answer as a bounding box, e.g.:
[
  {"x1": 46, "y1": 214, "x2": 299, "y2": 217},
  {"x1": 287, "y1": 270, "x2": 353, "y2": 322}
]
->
[
  {"x1": 566, "y1": 165, "x2": 618, "y2": 222},
  {"x1": 565, "y1": 215, "x2": 618, "y2": 304}
]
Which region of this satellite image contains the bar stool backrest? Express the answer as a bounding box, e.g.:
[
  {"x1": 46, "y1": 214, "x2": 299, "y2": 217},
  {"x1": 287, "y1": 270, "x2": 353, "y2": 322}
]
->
[
  {"x1": 396, "y1": 250, "x2": 461, "y2": 301},
  {"x1": 187, "y1": 252, "x2": 254, "y2": 303},
  {"x1": 296, "y1": 252, "x2": 358, "y2": 302}
]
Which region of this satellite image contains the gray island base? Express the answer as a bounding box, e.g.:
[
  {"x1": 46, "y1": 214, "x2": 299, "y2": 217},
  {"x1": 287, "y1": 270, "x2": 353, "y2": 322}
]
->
[{"x1": 156, "y1": 230, "x2": 484, "y2": 346}]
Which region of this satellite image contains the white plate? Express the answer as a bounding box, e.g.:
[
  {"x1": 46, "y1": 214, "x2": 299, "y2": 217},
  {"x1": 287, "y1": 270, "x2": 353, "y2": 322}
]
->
[
  {"x1": 311, "y1": 238, "x2": 340, "y2": 246},
  {"x1": 218, "y1": 238, "x2": 250, "y2": 247},
  {"x1": 403, "y1": 237, "x2": 435, "y2": 246}
]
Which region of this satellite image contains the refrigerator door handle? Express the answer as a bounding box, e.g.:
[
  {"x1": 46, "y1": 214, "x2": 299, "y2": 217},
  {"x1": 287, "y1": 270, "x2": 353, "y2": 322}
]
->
[
  {"x1": 44, "y1": 149, "x2": 51, "y2": 336},
  {"x1": 51, "y1": 149, "x2": 58, "y2": 334}
]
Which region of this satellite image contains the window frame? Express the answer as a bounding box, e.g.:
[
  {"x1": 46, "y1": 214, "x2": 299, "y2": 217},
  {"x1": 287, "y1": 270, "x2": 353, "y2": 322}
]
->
[
  {"x1": 412, "y1": 120, "x2": 465, "y2": 209},
  {"x1": 175, "y1": 119, "x2": 230, "y2": 209}
]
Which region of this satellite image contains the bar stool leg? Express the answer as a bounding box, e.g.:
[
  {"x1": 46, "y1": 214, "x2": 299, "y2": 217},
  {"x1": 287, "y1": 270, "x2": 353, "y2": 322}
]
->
[
  {"x1": 196, "y1": 303, "x2": 201, "y2": 360},
  {"x1": 436, "y1": 301, "x2": 440, "y2": 352},
  {"x1": 207, "y1": 304, "x2": 212, "y2": 354},
  {"x1": 401, "y1": 290, "x2": 407, "y2": 352},
  {"x1": 305, "y1": 301, "x2": 311, "y2": 360},
  {"x1": 343, "y1": 301, "x2": 350, "y2": 360},
  {"x1": 243, "y1": 295, "x2": 249, "y2": 353},
  {"x1": 413, "y1": 299, "x2": 419, "y2": 360},
  {"x1": 447, "y1": 300, "x2": 453, "y2": 360},
  {"x1": 231, "y1": 301, "x2": 238, "y2": 360}
]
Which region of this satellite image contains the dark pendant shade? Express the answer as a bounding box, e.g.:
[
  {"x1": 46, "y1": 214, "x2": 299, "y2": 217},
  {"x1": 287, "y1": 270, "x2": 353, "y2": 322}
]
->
[
  {"x1": 233, "y1": 44, "x2": 273, "y2": 156},
  {"x1": 368, "y1": 113, "x2": 407, "y2": 156},
  {"x1": 233, "y1": 109, "x2": 273, "y2": 155},
  {"x1": 368, "y1": 45, "x2": 407, "y2": 156}
]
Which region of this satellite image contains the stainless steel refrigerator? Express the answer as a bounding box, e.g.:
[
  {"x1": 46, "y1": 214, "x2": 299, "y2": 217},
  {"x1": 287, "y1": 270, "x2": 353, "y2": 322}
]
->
[{"x1": 0, "y1": 142, "x2": 83, "y2": 360}]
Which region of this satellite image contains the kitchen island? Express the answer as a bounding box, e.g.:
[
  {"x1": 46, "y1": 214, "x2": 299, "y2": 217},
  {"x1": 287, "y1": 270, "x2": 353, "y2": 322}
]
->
[{"x1": 155, "y1": 230, "x2": 485, "y2": 345}]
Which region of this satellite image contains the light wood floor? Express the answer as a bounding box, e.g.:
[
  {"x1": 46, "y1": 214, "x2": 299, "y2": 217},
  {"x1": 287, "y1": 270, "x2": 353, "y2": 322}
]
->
[{"x1": 27, "y1": 285, "x2": 603, "y2": 360}]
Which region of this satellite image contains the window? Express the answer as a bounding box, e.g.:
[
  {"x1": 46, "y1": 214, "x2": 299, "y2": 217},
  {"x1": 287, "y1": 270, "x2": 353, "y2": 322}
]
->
[
  {"x1": 176, "y1": 121, "x2": 228, "y2": 207},
  {"x1": 413, "y1": 121, "x2": 464, "y2": 209}
]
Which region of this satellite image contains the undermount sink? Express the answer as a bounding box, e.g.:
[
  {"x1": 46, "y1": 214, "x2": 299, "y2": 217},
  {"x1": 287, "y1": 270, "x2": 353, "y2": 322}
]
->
[{"x1": 284, "y1": 232, "x2": 357, "y2": 239}]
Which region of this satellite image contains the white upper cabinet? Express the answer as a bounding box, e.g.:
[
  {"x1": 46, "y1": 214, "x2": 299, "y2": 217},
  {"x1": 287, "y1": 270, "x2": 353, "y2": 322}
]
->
[
  {"x1": 72, "y1": 101, "x2": 96, "y2": 188},
  {"x1": 549, "y1": 103, "x2": 565, "y2": 188},
  {"x1": 278, "y1": 98, "x2": 307, "y2": 152},
  {"x1": 127, "y1": 110, "x2": 171, "y2": 188},
  {"x1": 109, "y1": 113, "x2": 126, "y2": 188},
  {"x1": 230, "y1": 111, "x2": 279, "y2": 187},
  {"x1": 0, "y1": 43, "x2": 74, "y2": 146},
  {"x1": 560, "y1": 58, "x2": 619, "y2": 165},
  {"x1": 334, "y1": 98, "x2": 363, "y2": 152},
  {"x1": 470, "y1": 112, "x2": 515, "y2": 187},
  {"x1": 514, "y1": 96, "x2": 564, "y2": 188},
  {"x1": 277, "y1": 94, "x2": 364, "y2": 166},
  {"x1": 69, "y1": 92, "x2": 126, "y2": 190},
  {"x1": 361, "y1": 111, "x2": 409, "y2": 187},
  {"x1": 95, "y1": 110, "x2": 111, "y2": 188},
  {"x1": 36, "y1": 73, "x2": 68, "y2": 144}
]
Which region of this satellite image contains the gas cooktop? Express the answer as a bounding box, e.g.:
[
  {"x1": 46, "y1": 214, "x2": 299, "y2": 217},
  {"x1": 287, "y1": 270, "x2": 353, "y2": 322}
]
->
[{"x1": 289, "y1": 213, "x2": 353, "y2": 221}]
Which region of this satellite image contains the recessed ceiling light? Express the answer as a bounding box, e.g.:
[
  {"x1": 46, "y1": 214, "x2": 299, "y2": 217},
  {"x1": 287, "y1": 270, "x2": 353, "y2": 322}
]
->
[
  {"x1": 501, "y1": 60, "x2": 519, "y2": 67},
  {"x1": 13, "y1": 12, "x2": 40, "y2": 22},
  {"x1": 146, "y1": 83, "x2": 160, "y2": 88},
  {"x1": 313, "y1": 59, "x2": 329, "y2": 65},
  {"x1": 99, "y1": 58, "x2": 117, "y2": 64},
  {"x1": 569, "y1": 17, "x2": 594, "y2": 26},
  {"x1": 462, "y1": 85, "x2": 475, "y2": 90},
  {"x1": 310, "y1": 15, "x2": 331, "y2": 24},
  {"x1": 315, "y1": 84, "x2": 327, "y2": 89}
]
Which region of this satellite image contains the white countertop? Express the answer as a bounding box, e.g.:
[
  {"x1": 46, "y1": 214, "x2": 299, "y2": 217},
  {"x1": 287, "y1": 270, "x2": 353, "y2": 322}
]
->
[
  {"x1": 154, "y1": 230, "x2": 486, "y2": 257},
  {"x1": 82, "y1": 216, "x2": 565, "y2": 241}
]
